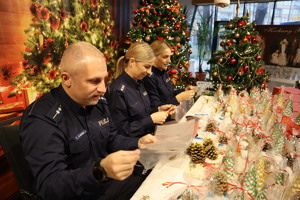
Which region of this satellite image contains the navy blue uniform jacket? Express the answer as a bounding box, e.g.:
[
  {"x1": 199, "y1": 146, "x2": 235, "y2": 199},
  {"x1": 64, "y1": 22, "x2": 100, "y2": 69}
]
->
[
  {"x1": 20, "y1": 85, "x2": 139, "y2": 200},
  {"x1": 105, "y1": 71, "x2": 155, "y2": 138},
  {"x1": 143, "y1": 67, "x2": 184, "y2": 112}
]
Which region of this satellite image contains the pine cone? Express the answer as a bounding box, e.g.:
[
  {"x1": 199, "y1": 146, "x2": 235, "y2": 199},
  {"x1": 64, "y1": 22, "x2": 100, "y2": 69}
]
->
[
  {"x1": 202, "y1": 138, "x2": 213, "y2": 148},
  {"x1": 205, "y1": 145, "x2": 219, "y2": 160},
  {"x1": 262, "y1": 142, "x2": 272, "y2": 152},
  {"x1": 219, "y1": 134, "x2": 228, "y2": 144},
  {"x1": 186, "y1": 143, "x2": 206, "y2": 164},
  {"x1": 212, "y1": 172, "x2": 229, "y2": 195},
  {"x1": 206, "y1": 122, "x2": 216, "y2": 132}
]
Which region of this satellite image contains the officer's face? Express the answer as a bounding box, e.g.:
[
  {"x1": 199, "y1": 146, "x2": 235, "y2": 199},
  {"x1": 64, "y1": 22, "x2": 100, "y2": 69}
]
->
[
  {"x1": 154, "y1": 48, "x2": 172, "y2": 70},
  {"x1": 130, "y1": 60, "x2": 153, "y2": 80},
  {"x1": 69, "y1": 56, "x2": 108, "y2": 108}
]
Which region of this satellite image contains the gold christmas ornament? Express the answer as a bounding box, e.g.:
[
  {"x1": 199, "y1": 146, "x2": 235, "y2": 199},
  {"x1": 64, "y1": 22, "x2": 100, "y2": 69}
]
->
[
  {"x1": 213, "y1": 72, "x2": 218, "y2": 76},
  {"x1": 145, "y1": 35, "x2": 150, "y2": 41},
  {"x1": 235, "y1": 33, "x2": 240, "y2": 38}
]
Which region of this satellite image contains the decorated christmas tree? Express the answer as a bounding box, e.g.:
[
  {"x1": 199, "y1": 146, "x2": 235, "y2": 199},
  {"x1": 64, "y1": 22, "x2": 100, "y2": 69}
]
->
[
  {"x1": 124, "y1": 0, "x2": 195, "y2": 89},
  {"x1": 208, "y1": 10, "x2": 270, "y2": 93},
  {"x1": 12, "y1": 0, "x2": 118, "y2": 94}
]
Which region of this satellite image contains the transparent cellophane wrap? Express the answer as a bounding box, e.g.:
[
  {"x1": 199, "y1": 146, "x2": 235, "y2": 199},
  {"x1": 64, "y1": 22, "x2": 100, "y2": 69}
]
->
[{"x1": 139, "y1": 118, "x2": 198, "y2": 171}]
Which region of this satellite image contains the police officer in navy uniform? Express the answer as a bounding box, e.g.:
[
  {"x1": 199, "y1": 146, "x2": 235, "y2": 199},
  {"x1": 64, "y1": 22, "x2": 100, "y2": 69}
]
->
[
  {"x1": 143, "y1": 40, "x2": 197, "y2": 113},
  {"x1": 20, "y1": 42, "x2": 157, "y2": 200},
  {"x1": 105, "y1": 42, "x2": 173, "y2": 138}
]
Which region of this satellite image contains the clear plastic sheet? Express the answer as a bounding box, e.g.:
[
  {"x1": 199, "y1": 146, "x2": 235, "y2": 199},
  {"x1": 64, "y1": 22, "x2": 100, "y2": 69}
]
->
[{"x1": 139, "y1": 119, "x2": 198, "y2": 170}]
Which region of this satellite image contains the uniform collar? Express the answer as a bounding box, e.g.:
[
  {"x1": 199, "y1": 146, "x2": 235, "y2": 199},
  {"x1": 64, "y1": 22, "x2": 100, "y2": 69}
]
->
[
  {"x1": 152, "y1": 66, "x2": 166, "y2": 75},
  {"x1": 121, "y1": 71, "x2": 140, "y2": 89},
  {"x1": 56, "y1": 85, "x2": 89, "y2": 115}
]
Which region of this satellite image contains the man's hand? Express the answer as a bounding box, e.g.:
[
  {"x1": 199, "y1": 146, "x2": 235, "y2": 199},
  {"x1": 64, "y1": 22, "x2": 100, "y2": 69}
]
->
[
  {"x1": 150, "y1": 111, "x2": 168, "y2": 124},
  {"x1": 138, "y1": 134, "x2": 157, "y2": 149},
  {"x1": 176, "y1": 90, "x2": 195, "y2": 102},
  {"x1": 100, "y1": 149, "x2": 140, "y2": 180}
]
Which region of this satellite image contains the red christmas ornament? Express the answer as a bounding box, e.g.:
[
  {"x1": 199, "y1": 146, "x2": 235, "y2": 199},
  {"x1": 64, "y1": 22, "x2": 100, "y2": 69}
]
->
[
  {"x1": 237, "y1": 21, "x2": 244, "y2": 27},
  {"x1": 220, "y1": 42, "x2": 225, "y2": 46},
  {"x1": 158, "y1": 12, "x2": 162, "y2": 16},
  {"x1": 175, "y1": 23, "x2": 181, "y2": 28},
  {"x1": 246, "y1": 34, "x2": 251, "y2": 39},
  {"x1": 169, "y1": 16, "x2": 174, "y2": 20},
  {"x1": 50, "y1": 16, "x2": 60, "y2": 30},
  {"x1": 255, "y1": 55, "x2": 262, "y2": 61},
  {"x1": 227, "y1": 75, "x2": 233, "y2": 81},
  {"x1": 230, "y1": 58, "x2": 236, "y2": 64},
  {"x1": 141, "y1": 1, "x2": 146, "y2": 5},
  {"x1": 157, "y1": 36, "x2": 164, "y2": 40},
  {"x1": 239, "y1": 68, "x2": 244, "y2": 75},
  {"x1": 186, "y1": 37, "x2": 190, "y2": 41},
  {"x1": 243, "y1": 65, "x2": 249, "y2": 71},
  {"x1": 226, "y1": 40, "x2": 232, "y2": 45},
  {"x1": 188, "y1": 49, "x2": 192, "y2": 54},
  {"x1": 256, "y1": 66, "x2": 264, "y2": 74},
  {"x1": 134, "y1": 9, "x2": 139, "y2": 14},
  {"x1": 152, "y1": 10, "x2": 157, "y2": 15},
  {"x1": 252, "y1": 37, "x2": 257, "y2": 43},
  {"x1": 168, "y1": 68, "x2": 178, "y2": 75},
  {"x1": 154, "y1": 20, "x2": 160, "y2": 27}
]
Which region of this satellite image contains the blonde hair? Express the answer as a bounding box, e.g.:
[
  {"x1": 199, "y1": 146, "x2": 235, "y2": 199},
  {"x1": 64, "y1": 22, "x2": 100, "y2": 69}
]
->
[
  {"x1": 60, "y1": 41, "x2": 104, "y2": 76},
  {"x1": 150, "y1": 40, "x2": 171, "y2": 57},
  {"x1": 115, "y1": 42, "x2": 155, "y2": 78}
]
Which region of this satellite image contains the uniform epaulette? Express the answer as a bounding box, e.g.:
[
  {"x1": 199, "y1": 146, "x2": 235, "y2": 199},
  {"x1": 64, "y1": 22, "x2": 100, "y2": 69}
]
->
[
  {"x1": 46, "y1": 103, "x2": 63, "y2": 123},
  {"x1": 118, "y1": 84, "x2": 126, "y2": 92}
]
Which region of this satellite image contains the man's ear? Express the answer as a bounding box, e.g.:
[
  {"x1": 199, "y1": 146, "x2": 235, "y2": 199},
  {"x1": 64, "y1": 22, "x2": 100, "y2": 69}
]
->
[{"x1": 61, "y1": 72, "x2": 71, "y2": 88}]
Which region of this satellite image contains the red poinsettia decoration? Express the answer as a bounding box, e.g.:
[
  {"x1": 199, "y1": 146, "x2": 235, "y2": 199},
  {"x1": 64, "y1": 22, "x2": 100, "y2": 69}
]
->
[
  {"x1": 39, "y1": 7, "x2": 49, "y2": 20},
  {"x1": 49, "y1": 16, "x2": 60, "y2": 30},
  {"x1": 59, "y1": 9, "x2": 68, "y2": 20},
  {"x1": 30, "y1": 4, "x2": 42, "y2": 16},
  {"x1": 33, "y1": 66, "x2": 41, "y2": 75},
  {"x1": 47, "y1": 69, "x2": 57, "y2": 80},
  {"x1": 80, "y1": 21, "x2": 88, "y2": 32},
  {"x1": 43, "y1": 37, "x2": 53, "y2": 48}
]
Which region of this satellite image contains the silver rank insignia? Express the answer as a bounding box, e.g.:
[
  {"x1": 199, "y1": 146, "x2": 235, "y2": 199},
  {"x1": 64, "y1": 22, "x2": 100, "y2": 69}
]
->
[{"x1": 53, "y1": 105, "x2": 62, "y2": 119}]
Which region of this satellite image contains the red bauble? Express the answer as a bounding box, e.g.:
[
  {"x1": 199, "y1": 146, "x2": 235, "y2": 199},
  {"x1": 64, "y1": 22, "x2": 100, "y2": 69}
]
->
[
  {"x1": 168, "y1": 68, "x2": 178, "y2": 75},
  {"x1": 154, "y1": 20, "x2": 160, "y2": 26},
  {"x1": 157, "y1": 36, "x2": 164, "y2": 40},
  {"x1": 246, "y1": 34, "x2": 251, "y2": 39},
  {"x1": 252, "y1": 38, "x2": 257, "y2": 43},
  {"x1": 227, "y1": 40, "x2": 232, "y2": 45},
  {"x1": 169, "y1": 16, "x2": 174, "y2": 20},
  {"x1": 230, "y1": 58, "x2": 236, "y2": 64},
  {"x1": 237, "y1": 21, "x2": 244, "y2": 27},
  {"x1": 220, "y1": 42, "x2": 225, "y2": 46},
  {"x1": 188, "y1": 49, "x2": 192, "y2": 54},
  {"x1": 175, "y1": 23, "x2": 181, "y2": 28},
  {"x1": 243, "y1": 65, "x2": 249, "y2": 71},
  {"x1": 239, "y1": 68, "x2": 244, "y2": 75},
  {"x1": 255, "y1": 55, "x2": 262, "y2": 61},
  {"x1": 186, "y1": 37, "x2": 190, "y2": 41},
  {"x1": 134, "y1": 9, "x2": 139, "y2": 14},
  {"x1": 227, "y1": 75, "x2": 233, "y2": 81},
  {"x1": 152, "y1": 10, "x2": 157, "y2": 15},
  {"x1": 257, "y1": 66, "x2": 264, "y2": 74}
]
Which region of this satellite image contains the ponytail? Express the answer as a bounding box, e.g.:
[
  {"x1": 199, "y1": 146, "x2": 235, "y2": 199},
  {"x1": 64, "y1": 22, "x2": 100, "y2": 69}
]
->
[{"x1": 115, "y1": 56, "x2": 125, "y2": 78}]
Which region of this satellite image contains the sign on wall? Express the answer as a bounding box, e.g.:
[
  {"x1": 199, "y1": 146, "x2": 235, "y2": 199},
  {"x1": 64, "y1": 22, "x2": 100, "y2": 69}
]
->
[{"x1": 255, "y1": 25, "x2": 300, "y2": 68}]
